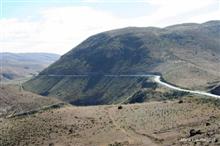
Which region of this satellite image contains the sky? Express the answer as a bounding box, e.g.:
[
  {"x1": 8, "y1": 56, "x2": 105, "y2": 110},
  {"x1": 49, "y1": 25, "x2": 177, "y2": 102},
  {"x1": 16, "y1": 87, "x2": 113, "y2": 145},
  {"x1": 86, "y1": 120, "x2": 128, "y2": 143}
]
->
[{"x1": 0, "y1": 0, "x2": 219, "y2": 55}]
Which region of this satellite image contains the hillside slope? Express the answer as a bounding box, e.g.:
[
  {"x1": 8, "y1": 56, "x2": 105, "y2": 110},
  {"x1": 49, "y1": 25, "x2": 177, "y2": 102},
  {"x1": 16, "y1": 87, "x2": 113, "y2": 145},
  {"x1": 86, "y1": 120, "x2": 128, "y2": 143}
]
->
[
  {"x1": 24, "y1": 21, "x2": 220, "y2": 105},
  {"x1": 1, "y1": 97, "x2": 220, "y2": 146},
  {"x1": 211, "y1": 85, "x2": 220, "y2": 95},
  {"x1": 0, "y1": 53, "x2": 60, "y2": 82},
  {"x1": 0, "y1": 85, "x2": 63, "y2": 118}
]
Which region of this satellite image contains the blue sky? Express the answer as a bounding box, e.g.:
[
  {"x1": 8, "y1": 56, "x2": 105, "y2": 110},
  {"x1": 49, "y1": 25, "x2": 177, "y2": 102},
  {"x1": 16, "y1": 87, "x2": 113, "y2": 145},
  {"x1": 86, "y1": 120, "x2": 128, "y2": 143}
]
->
[
  {"x1": 0, "y1": 0, "x2": 219, "y2": 54},
  {"x1": 3, "y1": 0, "x2": 155, "y2": 19}
]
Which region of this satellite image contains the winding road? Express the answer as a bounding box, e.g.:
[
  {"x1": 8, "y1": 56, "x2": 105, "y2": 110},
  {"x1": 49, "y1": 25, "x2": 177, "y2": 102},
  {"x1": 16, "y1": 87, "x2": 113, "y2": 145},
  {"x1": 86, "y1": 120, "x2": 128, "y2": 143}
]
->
[
  {"x1": 41, "y1": 74, "x2": 220, "y2": 99},
  {"x1": 105, "y1": 74, "x2": 220, "y2": 99},
  {"x1": 153, "y1": 75, "x2": 220, "y2": 99}
]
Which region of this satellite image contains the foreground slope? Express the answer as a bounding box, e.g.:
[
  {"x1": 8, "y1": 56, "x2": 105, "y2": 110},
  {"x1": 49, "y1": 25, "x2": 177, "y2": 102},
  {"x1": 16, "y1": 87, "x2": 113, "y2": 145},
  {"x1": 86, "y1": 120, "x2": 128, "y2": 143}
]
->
[
  {"x1": 1, "y1": 96, "x2": 220, "y2": 146},
  {"x1": 0, "y1": 53, "x2": 60, "y2": 82},
  {"x1": 24, "y1": 21, "x2": 220, "y2": 105},
  {"x1": 0, "y1": 85, "x2": 64, "y2": 118}
]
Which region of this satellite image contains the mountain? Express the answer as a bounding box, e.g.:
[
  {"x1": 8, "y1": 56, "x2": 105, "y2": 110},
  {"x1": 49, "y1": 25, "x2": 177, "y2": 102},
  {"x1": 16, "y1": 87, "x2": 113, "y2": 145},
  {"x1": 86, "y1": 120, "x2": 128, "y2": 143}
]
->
[
  {"x1": 24, "y1": 20, "x2": 220, "y2": 105},
  {"x1": 0, "y1": 53, "x2": 60, "y2": 82}
]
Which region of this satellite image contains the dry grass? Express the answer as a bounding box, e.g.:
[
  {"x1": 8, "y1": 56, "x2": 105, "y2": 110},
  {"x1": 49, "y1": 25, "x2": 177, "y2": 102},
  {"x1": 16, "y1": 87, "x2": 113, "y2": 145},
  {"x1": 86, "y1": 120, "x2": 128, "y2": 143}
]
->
[
  {"x1": 1, "y1": 97, "x2": 219, "y2": 146},
  {"x1": 0, "y1": 85, "x2": 62, "y2": 118}
]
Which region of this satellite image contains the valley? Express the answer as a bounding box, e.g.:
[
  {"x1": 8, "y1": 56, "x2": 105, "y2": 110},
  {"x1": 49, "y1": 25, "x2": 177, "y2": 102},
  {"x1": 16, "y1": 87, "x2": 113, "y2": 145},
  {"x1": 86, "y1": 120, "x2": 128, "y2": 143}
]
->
[
  {"x1": 1, "y1": 73, "x2": 220, "y2": 146},
  {"x1": 0, "y1": 20, "x2": 220, "y2": 146},
  {"x1": 0, "y1": 53, "x2": 60, "y2": 83}
]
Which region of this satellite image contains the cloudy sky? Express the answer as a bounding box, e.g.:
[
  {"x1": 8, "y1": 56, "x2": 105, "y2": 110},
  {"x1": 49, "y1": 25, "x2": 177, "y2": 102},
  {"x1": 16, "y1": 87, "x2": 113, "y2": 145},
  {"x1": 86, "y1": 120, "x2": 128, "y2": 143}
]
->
[{"x1": 0, "y1": 0, "x2": 219, "y2": 54}]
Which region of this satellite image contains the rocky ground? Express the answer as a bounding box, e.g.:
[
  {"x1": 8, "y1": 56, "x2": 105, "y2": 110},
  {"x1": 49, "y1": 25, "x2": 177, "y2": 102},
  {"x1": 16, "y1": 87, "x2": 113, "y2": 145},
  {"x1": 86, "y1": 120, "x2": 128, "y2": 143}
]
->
[{"x1": 0, "y1": 95, "x2": 220, "y2": 146}]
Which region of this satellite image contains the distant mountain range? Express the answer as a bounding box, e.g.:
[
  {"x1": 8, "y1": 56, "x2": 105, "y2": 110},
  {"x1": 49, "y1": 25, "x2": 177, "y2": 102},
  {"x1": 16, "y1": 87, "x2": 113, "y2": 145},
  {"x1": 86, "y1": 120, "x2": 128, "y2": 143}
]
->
[
  {"x1": 0, "y1": 53, "x2": 60, "y2": 82},
  {"x1": 24, "y1": 20, "x2": 220, "y2": 105}
]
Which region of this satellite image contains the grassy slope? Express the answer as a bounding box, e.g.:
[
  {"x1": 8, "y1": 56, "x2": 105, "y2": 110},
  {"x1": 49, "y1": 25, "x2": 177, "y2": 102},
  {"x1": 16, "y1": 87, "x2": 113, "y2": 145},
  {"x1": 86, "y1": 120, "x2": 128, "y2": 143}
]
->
[{"x1": 24, "y1": 76, "x2": 147, "y2": 105}]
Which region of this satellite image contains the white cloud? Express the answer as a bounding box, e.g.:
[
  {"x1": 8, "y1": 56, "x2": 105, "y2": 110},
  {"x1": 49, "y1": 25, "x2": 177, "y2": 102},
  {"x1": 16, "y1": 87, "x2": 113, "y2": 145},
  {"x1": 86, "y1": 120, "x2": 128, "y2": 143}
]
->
[
  {"x1": 0, "y1": 0, "x2": 219, "y2": 54},
  {"x1": 138, "y1": 0, "x2": 219, "y2": 26},
  {"x1": 0, "y1": 6, "x2": 124, "y2": 54},
  {"x1": 187, "y1": 11, "x2": 220, "y2": 23}
]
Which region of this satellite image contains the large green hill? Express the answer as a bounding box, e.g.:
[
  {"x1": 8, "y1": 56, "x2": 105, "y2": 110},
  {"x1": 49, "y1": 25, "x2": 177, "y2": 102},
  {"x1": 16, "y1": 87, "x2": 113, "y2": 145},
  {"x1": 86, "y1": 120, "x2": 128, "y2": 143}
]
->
[{"x1": 24, "y1": 21, "x2": 220, "y2": 105}]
